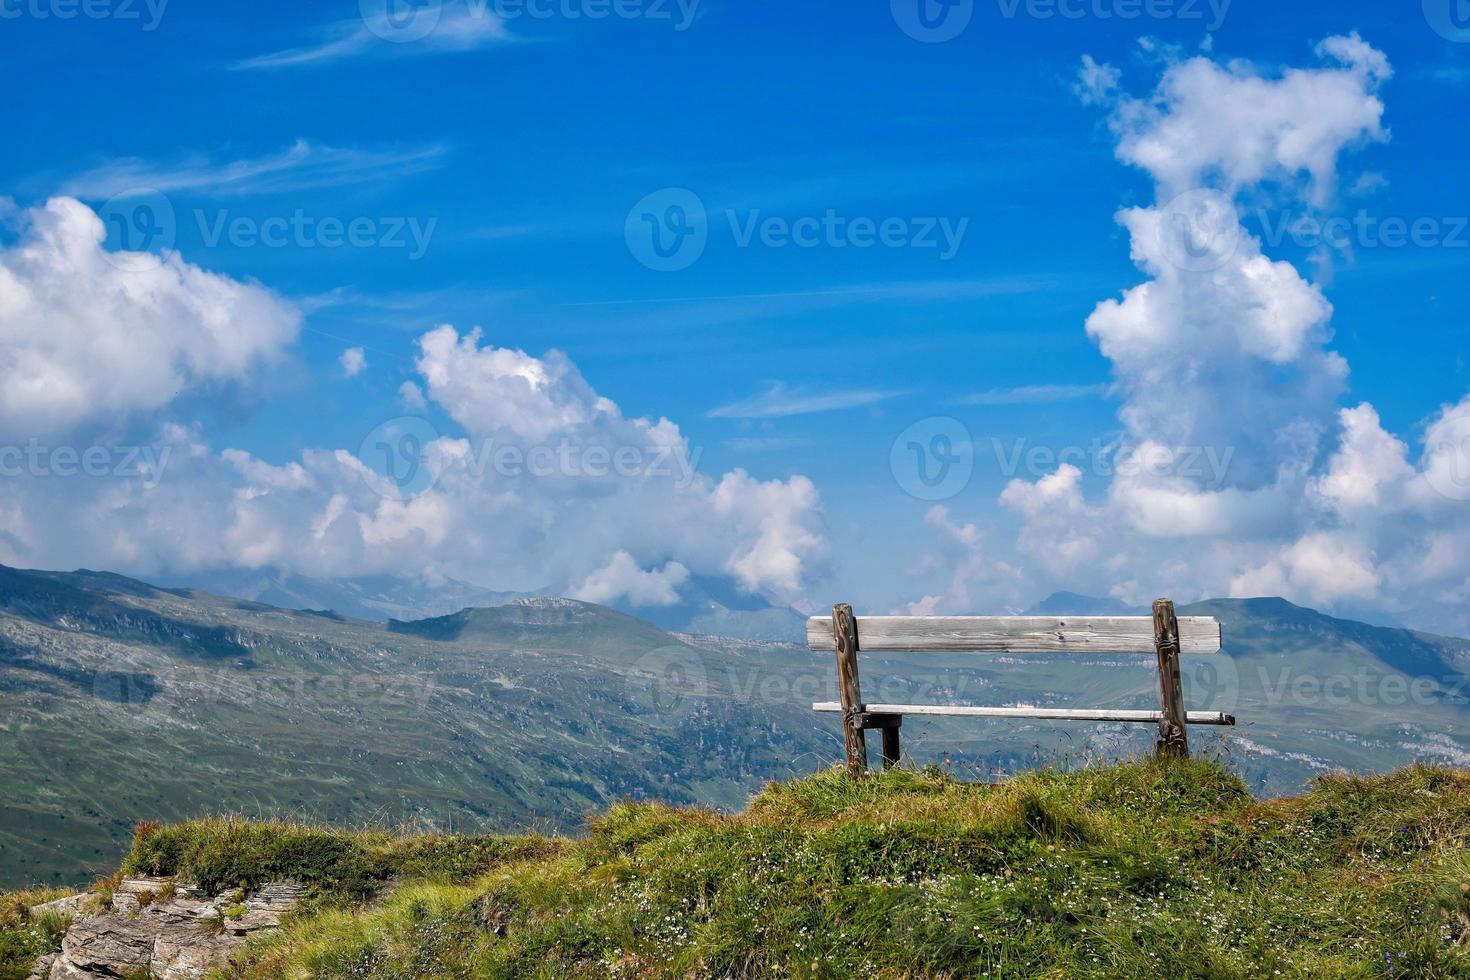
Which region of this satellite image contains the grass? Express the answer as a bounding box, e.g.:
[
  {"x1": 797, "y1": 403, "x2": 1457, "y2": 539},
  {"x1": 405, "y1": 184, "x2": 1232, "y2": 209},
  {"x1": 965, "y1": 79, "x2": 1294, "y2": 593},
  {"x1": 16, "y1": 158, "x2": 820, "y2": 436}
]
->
[
  {"x1": 10, "y1": 759, "x2": 1470, "y2": 978},
  {"x1": 0, "y1": 887, "x2": 73, "y2": 980}
]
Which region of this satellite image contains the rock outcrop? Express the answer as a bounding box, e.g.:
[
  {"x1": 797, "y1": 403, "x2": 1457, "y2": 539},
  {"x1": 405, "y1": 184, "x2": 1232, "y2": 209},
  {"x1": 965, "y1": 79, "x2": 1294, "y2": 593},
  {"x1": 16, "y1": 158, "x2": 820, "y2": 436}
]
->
[{"x1": 32, "y1": 876, "x2": 302, "y2": 979}]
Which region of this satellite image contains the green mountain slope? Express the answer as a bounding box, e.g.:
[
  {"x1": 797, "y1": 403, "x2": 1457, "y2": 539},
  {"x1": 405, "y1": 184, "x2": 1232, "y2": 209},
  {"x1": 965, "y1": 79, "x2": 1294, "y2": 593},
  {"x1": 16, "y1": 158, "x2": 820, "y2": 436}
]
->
[{"x1": 4, "y1": 565, "x2": 1470, "y2": 893}]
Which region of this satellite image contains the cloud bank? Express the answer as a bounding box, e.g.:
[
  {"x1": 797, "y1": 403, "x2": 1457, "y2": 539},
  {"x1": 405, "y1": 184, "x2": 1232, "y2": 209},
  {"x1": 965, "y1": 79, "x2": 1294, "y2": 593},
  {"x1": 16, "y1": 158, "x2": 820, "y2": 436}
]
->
[{"x1": 0, "y1": 199, "x2": 824, "y2": 605}]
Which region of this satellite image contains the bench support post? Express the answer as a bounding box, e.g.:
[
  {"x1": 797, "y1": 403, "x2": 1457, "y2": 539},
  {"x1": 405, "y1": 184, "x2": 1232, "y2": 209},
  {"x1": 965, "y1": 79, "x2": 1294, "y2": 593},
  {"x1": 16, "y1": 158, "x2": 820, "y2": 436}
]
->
[
  {"x1": 832, "y1": 603, "x2": 867, "y2": 777},
  {"x1": 1152, "y1": 598, "x2": 1190, "y2": 759}
]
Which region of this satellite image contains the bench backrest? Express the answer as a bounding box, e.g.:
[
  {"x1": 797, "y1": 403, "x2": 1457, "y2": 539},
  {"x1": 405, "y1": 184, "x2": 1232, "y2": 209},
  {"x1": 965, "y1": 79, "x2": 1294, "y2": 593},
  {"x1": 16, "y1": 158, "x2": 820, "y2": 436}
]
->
[{"x1": 806, "y1": 614, "x2": 1221, "y2": 655}]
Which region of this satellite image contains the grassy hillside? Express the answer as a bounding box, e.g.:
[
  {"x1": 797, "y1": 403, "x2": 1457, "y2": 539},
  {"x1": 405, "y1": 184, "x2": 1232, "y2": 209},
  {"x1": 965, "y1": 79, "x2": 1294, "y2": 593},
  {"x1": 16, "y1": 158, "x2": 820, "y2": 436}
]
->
[
  {"x1": 6, "y1": 562, "x2": 1470, "y2": 893},
  {"x1": 10, "y1": 760, "x2": 1469, "y2": 978}
]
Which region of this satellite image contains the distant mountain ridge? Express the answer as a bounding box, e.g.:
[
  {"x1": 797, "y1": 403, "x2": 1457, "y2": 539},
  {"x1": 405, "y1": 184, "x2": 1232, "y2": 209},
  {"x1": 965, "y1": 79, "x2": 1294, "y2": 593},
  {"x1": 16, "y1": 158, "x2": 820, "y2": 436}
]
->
[{"x1": 166, "y1": 568, "x2": 807, "y2": 642}]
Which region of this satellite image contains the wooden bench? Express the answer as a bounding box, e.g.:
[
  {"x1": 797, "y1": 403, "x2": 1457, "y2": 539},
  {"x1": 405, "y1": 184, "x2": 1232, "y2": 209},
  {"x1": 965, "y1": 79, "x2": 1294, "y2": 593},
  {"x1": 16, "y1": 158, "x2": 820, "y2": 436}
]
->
[{"x1": 810, "y1": 598, "x2": 1233, "y2": 776}]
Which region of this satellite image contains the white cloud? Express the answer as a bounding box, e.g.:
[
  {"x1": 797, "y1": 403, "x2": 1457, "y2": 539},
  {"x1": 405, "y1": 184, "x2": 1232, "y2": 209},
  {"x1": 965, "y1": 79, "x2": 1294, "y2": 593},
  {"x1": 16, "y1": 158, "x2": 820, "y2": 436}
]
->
[
  {"x1": 234, "y1": 7, "x2": 511, "y2": 71},
  {"x1": 708, "y1": 383, "x2": 903, "y2": 419},
  {"x1": 340, "y1": 347, "x2": 368, "y2": 378},
  {"x1": 64, "y1": 141, "x2": 445, "y2": 199},
  {"x1": 0, "y1": 198, "x2": 299, "y2": 436},
  {"x1": 1104, "y1": 32, "x2": 1389, "y2": 203},
  {"x1": 0, "y1": 274, "x2": 826, "y2": 603},
  {"x1": 1074, "y1": 54, "x2": 1120, "y2": 106},
  {"x1": 959, "y1": 383, "x2": 1107, "y2": 406},
  {"x1": 570, "y1": 551, "x2": 690, "y2": 607},
  {"x1": 912, "y1": 36, "x2": 1470, "y2": 633}
]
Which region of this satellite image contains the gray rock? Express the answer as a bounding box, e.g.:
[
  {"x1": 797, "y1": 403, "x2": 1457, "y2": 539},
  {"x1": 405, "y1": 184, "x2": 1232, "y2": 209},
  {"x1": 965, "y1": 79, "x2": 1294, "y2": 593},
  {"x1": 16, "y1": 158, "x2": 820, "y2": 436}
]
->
[
  {"x1": 44, "y1": 879, "x2": 301, "y2": 979},
  {"x1": 55, "y1": 914, "x2": 155, "y2": 975},
  {"x1": 151, "y1": 920, "x2": 243, "y2": 980},
  {"x1": 24, "y1": 952, "x2": 56, "y2": 980}
]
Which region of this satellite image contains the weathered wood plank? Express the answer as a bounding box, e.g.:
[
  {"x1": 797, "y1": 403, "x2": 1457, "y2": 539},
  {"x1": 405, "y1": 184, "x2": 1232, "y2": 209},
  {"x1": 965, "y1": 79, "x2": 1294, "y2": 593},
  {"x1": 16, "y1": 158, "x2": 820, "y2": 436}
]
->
[
  {"x1": 832, "y1": 604, "x2": 867, "y2": 777},
  {"x1": 1153, "y1": 598, "x2": 1191, "y2": 758},
  {"x1": 811, "y1": 703, "x2": 1235, "y2": 725},
  {"x1": 805, "y1": 615, "x2": 1220, "y2": 654}
]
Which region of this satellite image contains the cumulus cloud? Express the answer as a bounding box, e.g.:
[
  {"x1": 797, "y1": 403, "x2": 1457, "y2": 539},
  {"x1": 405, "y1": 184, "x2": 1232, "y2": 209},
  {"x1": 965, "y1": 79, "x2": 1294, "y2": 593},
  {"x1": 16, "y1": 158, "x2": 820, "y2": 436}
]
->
[
  {"x1": 0, "y1": 198, "x2": 300, "y2": 436},
  {"x1": 570, "y1": 551, "x2": 690, "y2": 607},
  {"x1": 0, "y1": 232, "x2": 825, "y2": 606},
  {"x1": 916, "y1": 36, "x2": 1470, "y2": 634}
]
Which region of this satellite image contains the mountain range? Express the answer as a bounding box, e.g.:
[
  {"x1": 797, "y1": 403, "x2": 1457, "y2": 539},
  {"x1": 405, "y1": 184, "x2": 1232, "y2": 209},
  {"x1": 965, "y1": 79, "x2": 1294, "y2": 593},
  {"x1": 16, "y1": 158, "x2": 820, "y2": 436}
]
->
[
  {"x1": 167, "y1": 567, "x2": 808, "y2": 641},
  {"x1": 3, "y1": 563, "x2": 1469, "y2": 890}
]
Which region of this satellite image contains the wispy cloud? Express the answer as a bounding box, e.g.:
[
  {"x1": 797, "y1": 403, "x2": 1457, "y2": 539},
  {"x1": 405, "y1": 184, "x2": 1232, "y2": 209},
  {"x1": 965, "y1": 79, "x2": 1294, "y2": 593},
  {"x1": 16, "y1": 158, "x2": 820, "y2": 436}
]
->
[
  {"x1": 62, "y1": 141, "x2": 446, "y2": 198},
  {"x1": 958, "y1": 383, "x2": 1109, "y2": 406},
  {"x1": 233, "y1": 7, "x2": 511, "y2": 71},
  {"x1": 709, "y1": 383, "x2": 904, "y2": 419}
]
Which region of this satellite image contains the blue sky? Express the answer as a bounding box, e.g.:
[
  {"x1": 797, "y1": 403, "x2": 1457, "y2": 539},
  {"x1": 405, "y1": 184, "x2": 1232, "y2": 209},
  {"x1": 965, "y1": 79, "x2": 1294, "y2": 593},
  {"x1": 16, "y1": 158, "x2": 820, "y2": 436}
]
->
[{"x1": 2, "y1": 0, "x2": 1469, "y2": 628}]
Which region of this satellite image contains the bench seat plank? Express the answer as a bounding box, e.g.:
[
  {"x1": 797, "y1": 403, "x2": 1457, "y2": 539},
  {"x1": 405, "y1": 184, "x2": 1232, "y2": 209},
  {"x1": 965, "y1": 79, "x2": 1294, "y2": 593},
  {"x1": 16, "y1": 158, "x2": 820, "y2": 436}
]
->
[
  {"x1": 812, "y1": 702, "x2": 1235, "y2": 725},
  {"x1": 806, "y1": 615, "x2": 1221, "y2": 654}
]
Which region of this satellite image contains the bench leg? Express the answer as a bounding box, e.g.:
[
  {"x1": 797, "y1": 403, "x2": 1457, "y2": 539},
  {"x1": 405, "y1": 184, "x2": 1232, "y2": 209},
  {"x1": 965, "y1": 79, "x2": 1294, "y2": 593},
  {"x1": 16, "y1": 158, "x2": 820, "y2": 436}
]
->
[
  {"x1": 860, "y1": 713, "x2": 902, "y2": 770},
  {"x1": 882, "y1": 722, "x2": 901, "y2": 770},
  {"x1": 832, "y1": 604, "x2": 867, "y2": 777},
  {"x1": 1152, "y1": 598, "x2": 1190, "y2": 759}
]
